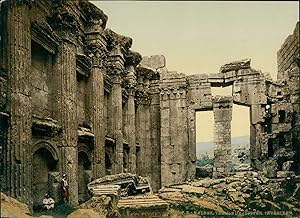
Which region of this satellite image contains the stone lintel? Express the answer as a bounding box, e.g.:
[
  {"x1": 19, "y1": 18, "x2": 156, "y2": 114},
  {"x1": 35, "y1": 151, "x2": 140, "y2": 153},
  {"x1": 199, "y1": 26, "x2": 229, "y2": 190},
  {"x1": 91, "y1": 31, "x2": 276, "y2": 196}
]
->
[
  {"x1": 220, "y1": 58, "x2": 251, "y2": 73},
  {"x1": 31, "y1": 21, "x2": 59, "y2": 54},
  {"x1": 213, "y1": 96, "x2": 233, "y2": 105},
  {"x1": 140, "y1": 55, "x2": 166, "y2": 70},
  {"x1": 76, "y1": 54, "x2": 91, "y2": 77}
]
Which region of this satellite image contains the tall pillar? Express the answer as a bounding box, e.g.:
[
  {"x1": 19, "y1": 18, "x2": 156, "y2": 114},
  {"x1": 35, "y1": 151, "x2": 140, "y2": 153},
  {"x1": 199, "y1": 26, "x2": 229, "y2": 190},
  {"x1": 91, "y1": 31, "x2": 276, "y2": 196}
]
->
[
  {"x1": 124, "y1": 66, "x2": 137, "y2": 173},
  {"x1": 55, "y1": 40, "x2": 78, "y2": 205},
  {"x1": 5, "y1": 0, "x2": 32, "y2": 205},
  {"x1": 86, "y1": 34, "x2": 107, "y2": 180},
  {"x1": 104, "y1": 29, "x2": 133, "y2": 174},
  {"x1": 212, "y1": 96, "x2": 233, "y2": 178},
  {"x1": 149, "y1": 81, "x2": 161, "y2": 191},
  {"x1": 111, "y1": 72, "x2": 123, "y2": 173}
]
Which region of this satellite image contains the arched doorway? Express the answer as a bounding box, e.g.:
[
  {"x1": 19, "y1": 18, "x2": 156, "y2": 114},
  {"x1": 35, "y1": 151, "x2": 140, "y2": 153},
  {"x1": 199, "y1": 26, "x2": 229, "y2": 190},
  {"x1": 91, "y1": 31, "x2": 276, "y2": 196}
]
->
[
  {"x1": 105, "y1": 150, "x2": 113, "y2": 175},
  {"x1": 78, "y1": 150, "x2": 91, "y2": 204},
  {"x1": 32, "y1": 145, "x2": 58, "y2": 209}
]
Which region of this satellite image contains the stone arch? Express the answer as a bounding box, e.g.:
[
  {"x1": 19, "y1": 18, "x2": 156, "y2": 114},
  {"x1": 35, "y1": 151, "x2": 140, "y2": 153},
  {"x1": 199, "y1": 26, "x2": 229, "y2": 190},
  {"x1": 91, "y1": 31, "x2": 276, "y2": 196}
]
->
[
  {"x1": 32, "y1": 140, "x2": 59, "y2": 161},
  {"x1": 78, "y1": 146, "x2": 92, "y2": 204},
  {"x1": 32, "y1": 141, "x2": 59, "y2": 209}
]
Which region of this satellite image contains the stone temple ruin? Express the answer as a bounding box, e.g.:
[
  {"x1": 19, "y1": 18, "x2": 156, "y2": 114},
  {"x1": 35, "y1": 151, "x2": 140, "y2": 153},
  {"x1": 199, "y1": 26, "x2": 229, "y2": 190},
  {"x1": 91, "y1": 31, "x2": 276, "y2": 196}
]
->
[{"x1": 0, "y1": 0, "x2": 299, "y2": 215}]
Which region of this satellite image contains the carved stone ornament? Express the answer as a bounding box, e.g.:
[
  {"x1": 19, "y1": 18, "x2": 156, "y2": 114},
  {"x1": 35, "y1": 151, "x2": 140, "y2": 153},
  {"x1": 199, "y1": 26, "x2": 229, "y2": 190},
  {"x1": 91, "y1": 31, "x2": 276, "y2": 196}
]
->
[
  {"x1": 79, "y1": 0, "x2": 108, "y2": 28},
  {"x1": 47, "y1": 4, "x2": 80, "y2": 39},
  {"x1": 104, "y1": 29, "x2": 132, "y2": 52},
  {"x1": 125, "y1": 50, "x2": 142, "y2": 67}
]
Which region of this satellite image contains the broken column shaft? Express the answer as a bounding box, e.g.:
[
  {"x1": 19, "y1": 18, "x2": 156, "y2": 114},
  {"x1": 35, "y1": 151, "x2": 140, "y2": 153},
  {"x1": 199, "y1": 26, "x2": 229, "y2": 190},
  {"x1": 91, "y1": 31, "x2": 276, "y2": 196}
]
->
[{"x1": 213, "y1": 96, "x2": 233, "y2": 178}]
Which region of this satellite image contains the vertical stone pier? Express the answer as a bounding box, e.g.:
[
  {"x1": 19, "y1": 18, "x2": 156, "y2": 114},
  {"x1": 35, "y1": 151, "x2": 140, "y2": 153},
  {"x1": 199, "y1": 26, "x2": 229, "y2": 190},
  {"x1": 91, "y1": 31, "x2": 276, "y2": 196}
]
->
[
  {"x1": 54, "y1": 38, "x2": 78, "y2": 205},
  {"x1": 86, "y1": 28, "x2": 107, "y2": 179},
  {"x1": 212, "y1": 96, "x2": 233, "y2": 178},
  {"x1": 124, "y1": 65, "x2": 137, "y2": 173},
  {"x1": 111, "y1": 71, "x2": 123, "y2": 173},
  {"x1": 123, "y1": 51, "x2": 141, "y2": 173},
  {"x1": 5, "y1": 0, "x2": 32, "y2": 205}
]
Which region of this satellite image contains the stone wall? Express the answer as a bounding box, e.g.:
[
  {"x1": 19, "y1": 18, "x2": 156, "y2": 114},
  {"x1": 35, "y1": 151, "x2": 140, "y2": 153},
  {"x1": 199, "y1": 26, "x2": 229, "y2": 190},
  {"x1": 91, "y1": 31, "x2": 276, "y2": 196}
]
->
[{"x1": 277, "y1": 22, "x2": 299, "y2": 79}]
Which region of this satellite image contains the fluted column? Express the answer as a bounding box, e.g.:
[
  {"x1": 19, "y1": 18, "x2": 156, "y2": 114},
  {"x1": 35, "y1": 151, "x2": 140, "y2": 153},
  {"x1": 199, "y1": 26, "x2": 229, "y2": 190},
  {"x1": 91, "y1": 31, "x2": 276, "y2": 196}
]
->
[
  {"x1": 124, "y1": 66, "x2": 137, "y2": 173},
  {"x1": 5, "y1": 0, "x2": 32, "y2": 205},
  {"x1": 86, "y1": 38, "x2": 107, "y2": 180},
  {"x1": 104, "y1": 29, "x2": 133, "y2": 174},
  {"x1": 53, "y1": 38, "x2": 78, "y2": 206},
  {"x1": 111, "y1": 73, "x2": 123, "y2": 173}
]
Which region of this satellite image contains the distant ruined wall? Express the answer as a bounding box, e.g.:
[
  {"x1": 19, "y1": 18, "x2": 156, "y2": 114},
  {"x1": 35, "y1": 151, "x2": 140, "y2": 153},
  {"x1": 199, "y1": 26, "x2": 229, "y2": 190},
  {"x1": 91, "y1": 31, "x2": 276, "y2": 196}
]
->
[{"x1": 277, "y1": 22, "x2": 299, "y2": 79}]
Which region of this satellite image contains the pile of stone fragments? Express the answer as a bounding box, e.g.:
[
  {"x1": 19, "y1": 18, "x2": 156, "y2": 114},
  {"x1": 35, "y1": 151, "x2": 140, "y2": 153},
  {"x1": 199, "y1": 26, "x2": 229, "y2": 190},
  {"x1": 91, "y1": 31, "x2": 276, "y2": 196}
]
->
[
  {"x1": 83, "y1": 173, "x2": 169, "y2": 217},
  {"x1": 158, "y1": 169, "x2": 300, "y2": 216}
]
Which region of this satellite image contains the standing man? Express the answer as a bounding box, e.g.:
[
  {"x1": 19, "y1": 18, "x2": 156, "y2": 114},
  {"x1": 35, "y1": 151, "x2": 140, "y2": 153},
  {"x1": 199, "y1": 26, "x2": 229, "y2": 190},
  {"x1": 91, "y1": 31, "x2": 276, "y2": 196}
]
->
[{"x1": 61, "y1": 174, "x2": 69, "y2": 203}]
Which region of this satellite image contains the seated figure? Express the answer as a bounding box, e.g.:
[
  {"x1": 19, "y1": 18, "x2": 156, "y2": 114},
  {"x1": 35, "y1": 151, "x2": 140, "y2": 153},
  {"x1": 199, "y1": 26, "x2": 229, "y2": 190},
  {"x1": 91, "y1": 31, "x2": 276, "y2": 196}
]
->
[{"x1": 43, "y1": 193, "x2": 55, "y2": 210}]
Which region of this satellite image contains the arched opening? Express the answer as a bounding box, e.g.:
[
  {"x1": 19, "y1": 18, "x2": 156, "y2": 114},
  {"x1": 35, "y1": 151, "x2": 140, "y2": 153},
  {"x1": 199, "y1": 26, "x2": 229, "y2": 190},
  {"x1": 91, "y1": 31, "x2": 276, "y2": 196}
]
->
[
  {"x1": 32, "y1": 147, "x2": 58, "y2": 209},
  {"x1": 78, "y1": 151, "x2": 91, "y2": 204},
  {"x1": 105, "y1": 151, "x2": 113, "y2": 175},
  {"x1": 123, "y1": 145, "x2": 129, "y2": 173}
]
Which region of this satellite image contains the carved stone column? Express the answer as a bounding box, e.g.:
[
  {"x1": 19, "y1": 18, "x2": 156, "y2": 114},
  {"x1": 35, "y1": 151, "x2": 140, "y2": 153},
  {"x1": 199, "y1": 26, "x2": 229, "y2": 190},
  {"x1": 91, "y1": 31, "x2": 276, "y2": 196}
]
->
[
  {"x1": 85, "y1": 36, "x2": 107, "y2": 180},
  {"x1": 123, "y1": 51, "x2": 141, "y2": 174},
  {"x1": 149, "y1": 80, "x2": 161, "y2": 191},
  {"x1": 124, "y1": 68, "x2": 137, "y2": 173},
  {"x1": 212, "y1": 96, "x2": 233, "y2": 178},
  {"x1": 5, "y1": 0, "x2": 32, "y2": 205},
  {"x1": 104, "y1": 29, "x2": 132, "y2": 174},
  {"x1": 111, "y1": 71, "x2": 123, "y2": 173},
  {"x1": 50, "y1": 6, "x2": 79, "y2": 205}
]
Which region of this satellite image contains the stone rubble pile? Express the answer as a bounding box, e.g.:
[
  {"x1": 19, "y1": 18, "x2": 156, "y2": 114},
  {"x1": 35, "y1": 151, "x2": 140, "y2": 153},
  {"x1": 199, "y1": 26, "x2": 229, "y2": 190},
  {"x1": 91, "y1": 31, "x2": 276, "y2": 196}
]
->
[
  {"x1": 86, "y1": 173, "x2": 169, "y2": 217},
  {"x1": 158, "y1": 171, "x2": 300, "y2": 216}
]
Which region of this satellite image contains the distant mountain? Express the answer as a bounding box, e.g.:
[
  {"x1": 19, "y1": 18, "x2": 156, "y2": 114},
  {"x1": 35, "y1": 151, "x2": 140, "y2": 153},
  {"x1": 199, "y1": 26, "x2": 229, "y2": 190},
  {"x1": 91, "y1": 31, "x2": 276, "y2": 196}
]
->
[{"x1": 196, "y1": 136, "x2": 249, "y2": 158}]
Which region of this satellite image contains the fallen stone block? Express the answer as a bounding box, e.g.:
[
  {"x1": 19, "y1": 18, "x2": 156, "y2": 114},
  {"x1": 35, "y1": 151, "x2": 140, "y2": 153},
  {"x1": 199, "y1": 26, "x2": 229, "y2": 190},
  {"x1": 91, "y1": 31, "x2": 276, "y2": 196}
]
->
[
  {"x1": 181, "y1": 185, "x2": 206, "y2": 195},
  {"x1": 118, "y1": 195, "x2": 169, "y2": 218}
]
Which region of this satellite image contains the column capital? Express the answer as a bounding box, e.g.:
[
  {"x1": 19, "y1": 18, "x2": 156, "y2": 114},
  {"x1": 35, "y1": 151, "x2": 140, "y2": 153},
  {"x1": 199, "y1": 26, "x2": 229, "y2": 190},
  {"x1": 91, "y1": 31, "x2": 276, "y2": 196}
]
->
[
  {"x1": 108, "y1": 68, "x2": 123, "y2": 84},
  {"x1": 85, "y1": 43, "x2": 108, "y2": 67}
]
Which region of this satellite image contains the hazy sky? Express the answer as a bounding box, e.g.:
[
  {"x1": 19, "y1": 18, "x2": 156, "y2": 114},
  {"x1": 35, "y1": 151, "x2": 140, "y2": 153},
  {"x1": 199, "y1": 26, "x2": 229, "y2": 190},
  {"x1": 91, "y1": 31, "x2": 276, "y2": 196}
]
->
[{"x1": 92, "y1": 1, "x2": 299, "y2": 142}]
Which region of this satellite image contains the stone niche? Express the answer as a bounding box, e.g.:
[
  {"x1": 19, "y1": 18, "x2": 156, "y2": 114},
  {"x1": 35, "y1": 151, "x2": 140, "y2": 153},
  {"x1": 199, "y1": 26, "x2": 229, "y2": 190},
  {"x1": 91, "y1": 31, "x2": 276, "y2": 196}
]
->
[{"x1": 31, "y1": 41, "x2": 54, "y2": 118}]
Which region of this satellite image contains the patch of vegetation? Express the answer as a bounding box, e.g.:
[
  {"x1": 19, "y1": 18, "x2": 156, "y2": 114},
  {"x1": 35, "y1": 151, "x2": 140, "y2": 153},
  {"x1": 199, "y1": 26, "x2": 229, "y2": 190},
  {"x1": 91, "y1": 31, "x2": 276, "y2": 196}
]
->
[{"x1": 196, "y1": 153, "x2": 214, "y2": 167}]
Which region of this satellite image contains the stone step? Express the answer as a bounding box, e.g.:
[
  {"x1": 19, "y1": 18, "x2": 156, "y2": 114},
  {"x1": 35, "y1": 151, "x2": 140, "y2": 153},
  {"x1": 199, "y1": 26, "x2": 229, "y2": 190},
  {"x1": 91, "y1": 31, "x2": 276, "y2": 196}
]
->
[{"x1": 118, "y1": 196, "x2": 169, "y2": 209}]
